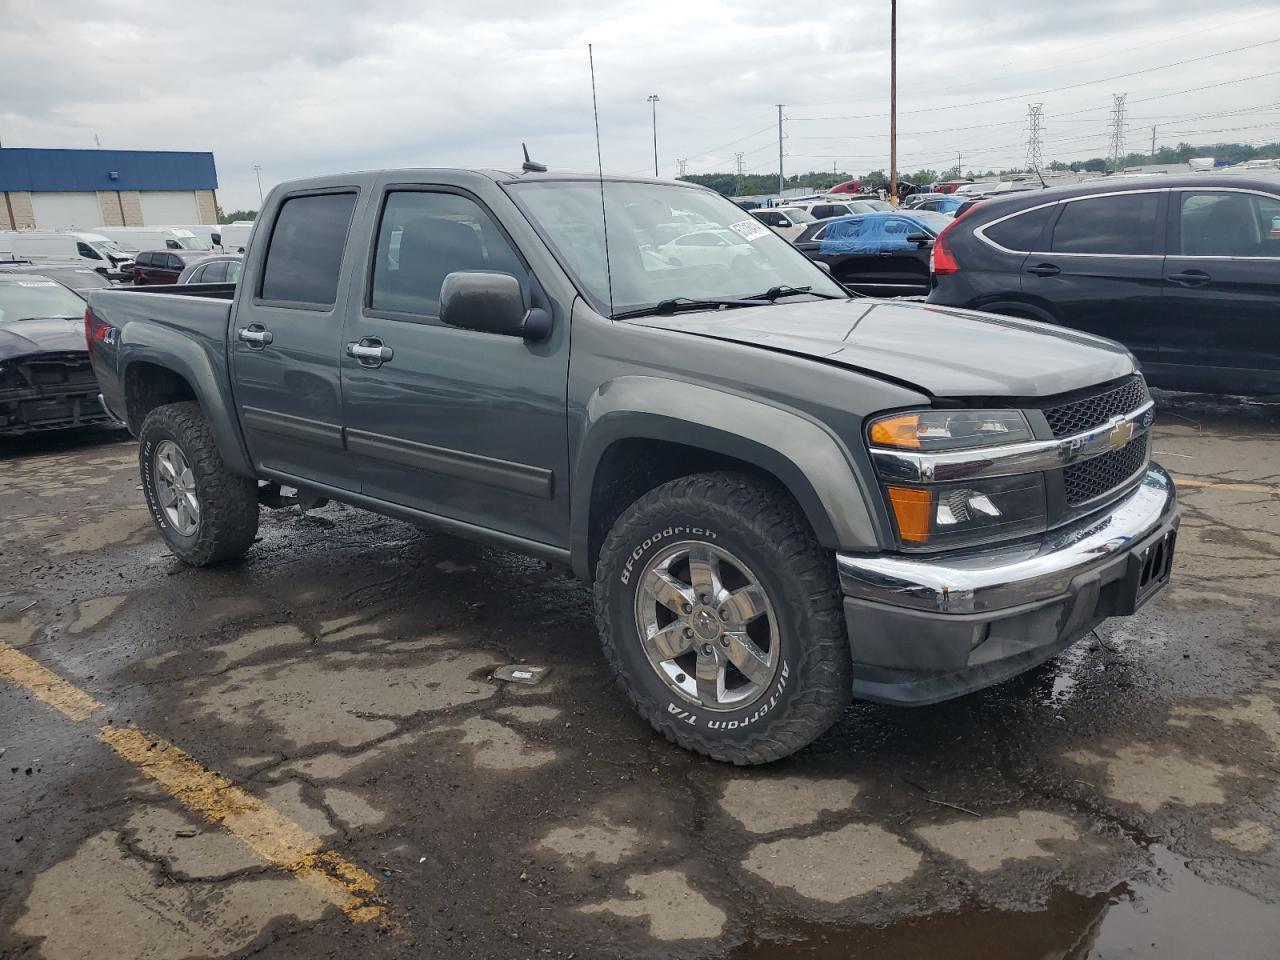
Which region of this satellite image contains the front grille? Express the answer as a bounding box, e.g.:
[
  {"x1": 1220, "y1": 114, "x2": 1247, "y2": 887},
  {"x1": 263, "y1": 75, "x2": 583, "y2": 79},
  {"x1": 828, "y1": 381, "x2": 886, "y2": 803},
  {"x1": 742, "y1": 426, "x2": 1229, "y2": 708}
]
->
[
  {"x1": 1064, "y1": 435, "x2": 1149, "y2": 505},
  {"x1": 1043, "y1": 376, "x2": 1149, "y2": 438}
]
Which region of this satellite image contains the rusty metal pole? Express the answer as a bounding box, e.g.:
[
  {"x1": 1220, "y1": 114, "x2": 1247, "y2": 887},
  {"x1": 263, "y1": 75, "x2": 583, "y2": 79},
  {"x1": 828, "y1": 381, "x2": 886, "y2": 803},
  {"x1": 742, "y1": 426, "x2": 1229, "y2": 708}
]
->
[{"x1": 889, "y1": 0, "x2": 898, "y2": 205}]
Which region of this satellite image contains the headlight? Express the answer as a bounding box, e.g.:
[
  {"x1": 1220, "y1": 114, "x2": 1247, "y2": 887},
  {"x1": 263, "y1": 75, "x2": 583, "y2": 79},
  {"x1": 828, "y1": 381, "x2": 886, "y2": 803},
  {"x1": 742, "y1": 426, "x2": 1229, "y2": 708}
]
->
[
  {"x1": 868, "y1": 409, "x2": 1032, "y2": 451},
  {"x1": 868, "y1": 408, "x2": 1045, "y2": 550},
  {"x1": 883, "y1": 474, "x2": 1047, "y2": 548}
]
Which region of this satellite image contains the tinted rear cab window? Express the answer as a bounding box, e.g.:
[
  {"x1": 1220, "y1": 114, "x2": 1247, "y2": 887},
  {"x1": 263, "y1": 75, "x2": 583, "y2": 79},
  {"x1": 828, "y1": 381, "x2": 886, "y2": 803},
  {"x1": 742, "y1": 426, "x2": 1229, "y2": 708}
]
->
[
  {"x1": 261, "y1": 192, "x2": 358, "y2": 305},
  {"x1": 1050, "y1": 193, "x2": 1159, "y2": 255}
]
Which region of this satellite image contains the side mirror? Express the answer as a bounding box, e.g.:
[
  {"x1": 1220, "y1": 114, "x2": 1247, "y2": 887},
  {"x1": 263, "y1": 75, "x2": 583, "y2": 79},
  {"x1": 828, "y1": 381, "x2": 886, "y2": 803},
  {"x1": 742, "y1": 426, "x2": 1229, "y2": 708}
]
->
[
  {"x1": 777, "y1": 218, "x2": 792, "y2": 227},
  {"x1": 439, "y1": 271, "x2": 550, "y2": 341},
  {"x1": 814, "y1": 261, "x2": 833, "y2": 275},
  {"x1": 906, "y1": 232, "x2": 932, "y2": 247}
]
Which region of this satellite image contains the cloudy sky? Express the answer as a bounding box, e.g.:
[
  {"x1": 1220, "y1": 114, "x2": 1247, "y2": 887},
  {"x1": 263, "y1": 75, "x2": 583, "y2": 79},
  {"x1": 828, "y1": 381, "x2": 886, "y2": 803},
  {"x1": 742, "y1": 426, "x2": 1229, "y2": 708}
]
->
[{"x1": 3, "y1": 0, "x2": 1278, "y2": 209}]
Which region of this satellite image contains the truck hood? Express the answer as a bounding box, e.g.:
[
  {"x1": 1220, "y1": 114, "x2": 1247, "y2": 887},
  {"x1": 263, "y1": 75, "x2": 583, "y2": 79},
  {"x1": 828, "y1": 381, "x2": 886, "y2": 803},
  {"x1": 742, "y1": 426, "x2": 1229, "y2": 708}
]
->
[
  {"x1": 0, "y1": 318, "x2": 87, "y2": 361},
  {"x1": 626, "y1": 300, "x2": 1136, "y2": 398}
]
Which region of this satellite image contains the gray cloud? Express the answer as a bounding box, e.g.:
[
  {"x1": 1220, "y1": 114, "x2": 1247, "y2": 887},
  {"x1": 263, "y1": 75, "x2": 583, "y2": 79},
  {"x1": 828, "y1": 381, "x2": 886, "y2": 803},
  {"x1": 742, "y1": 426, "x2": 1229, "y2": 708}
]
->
[{"x1": 2, "y1": 0, "x2": 1276, "y2": 208}]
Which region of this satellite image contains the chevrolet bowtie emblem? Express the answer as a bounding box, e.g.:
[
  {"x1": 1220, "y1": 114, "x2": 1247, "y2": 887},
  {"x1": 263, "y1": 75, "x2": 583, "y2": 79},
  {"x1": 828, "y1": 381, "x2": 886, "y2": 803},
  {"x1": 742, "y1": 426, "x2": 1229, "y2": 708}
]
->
[{"x1": 1109, "y1": 419, "x2": 1135, "y2": 449}]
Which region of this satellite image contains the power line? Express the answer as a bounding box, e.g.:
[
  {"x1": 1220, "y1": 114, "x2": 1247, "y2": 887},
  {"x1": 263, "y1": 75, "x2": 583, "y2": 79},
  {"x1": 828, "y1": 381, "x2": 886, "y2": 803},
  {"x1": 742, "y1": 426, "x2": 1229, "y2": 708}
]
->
[
  {"x1": 785, "y1": 38, "x2": 1280, "y2": 122},
  {"x1": 789, "y1": 4, "x2": 1277, "y2": 109}
]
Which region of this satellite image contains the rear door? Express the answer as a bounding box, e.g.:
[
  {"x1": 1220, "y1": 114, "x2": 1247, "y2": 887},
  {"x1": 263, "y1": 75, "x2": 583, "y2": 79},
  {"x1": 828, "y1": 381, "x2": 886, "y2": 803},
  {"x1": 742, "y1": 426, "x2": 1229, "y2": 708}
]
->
[
  {"x1": 229, "y1": 188, "x2": 362, "y2": 491},
  {"x1": 338, "y1": 180, "x2": 570, "y2": 548},
  {"x1": 1159, "y1": 186, "x2": 1280, "y2": 391},
  {"x1": 1020, "y1": 189, "x2": 1166, "y2": 365}
]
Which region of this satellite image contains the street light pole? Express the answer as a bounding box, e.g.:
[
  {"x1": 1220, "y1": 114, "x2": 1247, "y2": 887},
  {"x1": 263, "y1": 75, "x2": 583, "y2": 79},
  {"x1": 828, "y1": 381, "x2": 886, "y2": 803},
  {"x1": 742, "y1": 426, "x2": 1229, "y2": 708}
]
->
[
  {"x1": 253, "y1": 164, "x2": 263, "y2": 206},
  {"x1": 889, "y1": 0, "x2": 898, "y2": 204},
  {"x1": 647, "y1": 95, "x2": 660, "y2": 177}
]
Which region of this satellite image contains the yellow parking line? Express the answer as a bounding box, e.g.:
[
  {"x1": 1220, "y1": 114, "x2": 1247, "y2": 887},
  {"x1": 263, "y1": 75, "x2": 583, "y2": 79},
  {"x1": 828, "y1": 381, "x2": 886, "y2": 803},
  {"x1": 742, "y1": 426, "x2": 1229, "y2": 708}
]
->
[
  {"x1": 100, "y1": 726, "x2": 385, "y2": 923},
  {"x1": 1174, "y1": 477, "x2": 1280, "y2": 495},
  {"x1": 0, "y1": 636, "x2": 386, "y2": 925},
  {"x1": 0, "y1": 641, "x2": 103, "y2": 721}
]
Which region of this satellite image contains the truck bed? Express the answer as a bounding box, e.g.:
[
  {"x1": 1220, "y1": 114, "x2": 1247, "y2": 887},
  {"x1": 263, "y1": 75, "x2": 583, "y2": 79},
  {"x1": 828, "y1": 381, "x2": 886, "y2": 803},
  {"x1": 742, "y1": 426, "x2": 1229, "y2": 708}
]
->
[{"x1": 85, "y1": 286, "x2": 237, "y2": 435}]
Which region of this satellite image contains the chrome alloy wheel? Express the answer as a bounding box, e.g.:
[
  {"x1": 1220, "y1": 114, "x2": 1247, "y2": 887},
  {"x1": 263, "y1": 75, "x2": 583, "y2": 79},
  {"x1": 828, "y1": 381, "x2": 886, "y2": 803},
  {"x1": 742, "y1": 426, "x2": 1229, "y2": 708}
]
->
[
  {"x1": 153, "y1": 439, "x2": 200, "y2": 536},
  {"x1": 634, "y1": 541, "x2": 780, "y2": 711}
]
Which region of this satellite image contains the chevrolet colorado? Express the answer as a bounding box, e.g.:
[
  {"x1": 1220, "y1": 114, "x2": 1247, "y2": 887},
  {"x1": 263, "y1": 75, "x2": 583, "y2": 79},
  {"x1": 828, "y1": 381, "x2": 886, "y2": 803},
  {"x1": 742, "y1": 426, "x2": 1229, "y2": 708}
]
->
[{"x1": 84, "y1": 169, "x2": 1179, "y2": 763}]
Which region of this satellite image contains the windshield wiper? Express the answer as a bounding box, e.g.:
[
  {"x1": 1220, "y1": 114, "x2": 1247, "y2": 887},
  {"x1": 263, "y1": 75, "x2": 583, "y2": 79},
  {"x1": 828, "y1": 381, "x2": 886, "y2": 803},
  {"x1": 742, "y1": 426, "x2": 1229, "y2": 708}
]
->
[
  {"x1": 747, "y1": 285, "x2": 844, "y2": 302},
  {"x1": 613, "y1": 297, "x2": 769, "y2": 320}
]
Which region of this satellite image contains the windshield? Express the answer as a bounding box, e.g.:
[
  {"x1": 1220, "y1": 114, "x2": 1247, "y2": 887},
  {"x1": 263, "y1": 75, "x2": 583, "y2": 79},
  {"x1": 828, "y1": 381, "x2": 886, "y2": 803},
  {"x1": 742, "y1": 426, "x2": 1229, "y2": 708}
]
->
[
  {"x1": 0, "y1": 280, "x2": 86, "y2": 323},
  {"x1": 177, "y1": 235, "x2": 212, "y2": 251},
  {"x1": 780, "y1": 208, "x2": 816, "y2": 223},
  {"x1": 94, "y1": 239, "x2": 127, "y2": 255},
  {"x1": 508, "y1": 180, "x2": 847, "y2": 315}
]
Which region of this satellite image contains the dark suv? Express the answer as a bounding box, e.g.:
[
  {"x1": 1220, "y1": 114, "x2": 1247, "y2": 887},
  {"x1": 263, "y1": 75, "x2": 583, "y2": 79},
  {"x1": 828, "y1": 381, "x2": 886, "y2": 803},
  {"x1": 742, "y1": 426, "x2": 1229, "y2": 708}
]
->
[
  {"x1": 131, "y1": 250, "x2": 207, "y2": 286},
  {"x1": 927, "y1": 175, "x2": 1280, "y2": 394}
]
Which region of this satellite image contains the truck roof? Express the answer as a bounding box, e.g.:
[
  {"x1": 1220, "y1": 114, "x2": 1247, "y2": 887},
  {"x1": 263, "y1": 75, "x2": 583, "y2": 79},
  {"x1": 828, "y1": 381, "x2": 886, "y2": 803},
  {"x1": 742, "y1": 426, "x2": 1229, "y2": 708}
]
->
[{"x1": 268, "y1": 168, "x2": 714, "y2": 193}]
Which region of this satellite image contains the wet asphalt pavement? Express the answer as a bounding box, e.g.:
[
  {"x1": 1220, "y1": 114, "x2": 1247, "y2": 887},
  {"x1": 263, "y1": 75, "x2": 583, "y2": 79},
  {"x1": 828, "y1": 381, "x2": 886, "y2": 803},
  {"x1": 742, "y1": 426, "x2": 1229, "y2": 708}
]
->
[{"x1": 2, "y1": 390, "x2": 1279, "y2": 960}]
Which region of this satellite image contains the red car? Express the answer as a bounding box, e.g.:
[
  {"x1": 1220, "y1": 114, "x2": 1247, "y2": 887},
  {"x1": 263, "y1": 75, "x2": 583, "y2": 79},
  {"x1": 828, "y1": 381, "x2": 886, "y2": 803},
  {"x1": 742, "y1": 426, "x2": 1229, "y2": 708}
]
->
[
  {"x1": 130, "y1": 250, "x2": 207, "y2": 286},
  {"x1": 826, "y1": 178, "x2": 863, "y2": 194}
]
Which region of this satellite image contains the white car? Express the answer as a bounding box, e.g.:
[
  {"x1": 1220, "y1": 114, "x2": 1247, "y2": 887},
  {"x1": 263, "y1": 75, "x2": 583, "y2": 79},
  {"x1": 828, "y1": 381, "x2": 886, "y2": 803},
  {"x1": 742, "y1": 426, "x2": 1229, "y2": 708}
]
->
[
  {"x1": 750, "y1": 206, "x2": 816, "y2": 241},
  {"x1": 656, "y1": 229, "x2": 754, "y2": 270}
]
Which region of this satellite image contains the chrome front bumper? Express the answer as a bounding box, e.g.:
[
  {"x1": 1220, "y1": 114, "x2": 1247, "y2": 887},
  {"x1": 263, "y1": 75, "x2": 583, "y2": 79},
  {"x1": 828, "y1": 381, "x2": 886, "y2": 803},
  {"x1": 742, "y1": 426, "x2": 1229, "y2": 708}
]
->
[{"x1": 836, "y1": 466, "x2": 1179, "y2": 705}]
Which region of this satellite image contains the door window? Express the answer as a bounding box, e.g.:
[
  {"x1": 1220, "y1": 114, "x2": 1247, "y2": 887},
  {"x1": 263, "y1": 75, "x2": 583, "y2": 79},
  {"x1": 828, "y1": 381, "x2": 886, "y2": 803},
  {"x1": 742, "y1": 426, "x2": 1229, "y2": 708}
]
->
[
  {"x1": 76, "y1": 242, "x2": 102, "y2": 260},
  {"x1": 166, "y1": 254, "x2": 183, "y2": 271},
  {"x1": 227, "y1": 261, "x2": 243, "y2": 283},
  {"x1": 203, "y1": 261, "x2": 229, "y2": 282},
  {"x1": 186, "y1": 264, "x2": 206, "y2": 283},
  {"x1": 369, "y1": 191, "x2": 528, "y2": 318},
  {"x1": 1050, "y1": 193, "x2": 1159, "y2": 255},
  {"x1": 1178, "y1": 191, "x2": 1280, "y2": 257},
  {"x1": 260, "y1": 192, "x2": 358, "y2": 306}
]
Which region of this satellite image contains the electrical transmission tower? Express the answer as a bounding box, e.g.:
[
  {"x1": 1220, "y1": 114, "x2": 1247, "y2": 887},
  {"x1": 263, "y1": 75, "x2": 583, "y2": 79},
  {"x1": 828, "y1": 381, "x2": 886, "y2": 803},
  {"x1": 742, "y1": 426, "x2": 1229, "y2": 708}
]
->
[
  {"x1": 1107, "y1": 93, "x2": 1128, "y2": 172},
  {"x1": 1025, "y1": 103, "x2": 1044, "y2": 172},
  {"x1": 735, "y1": 152, "x2": 745, "y2": 194},
  {"x1": 676, "y1": 158, "x2": 688, "y2": 177}
]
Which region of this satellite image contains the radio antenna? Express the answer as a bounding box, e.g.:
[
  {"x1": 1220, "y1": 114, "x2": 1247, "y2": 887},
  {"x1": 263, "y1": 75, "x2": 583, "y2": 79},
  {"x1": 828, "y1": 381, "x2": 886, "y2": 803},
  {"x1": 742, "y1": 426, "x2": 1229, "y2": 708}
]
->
[{"x1": 588, "y1": 43, "x2": 614, "y2": 317}]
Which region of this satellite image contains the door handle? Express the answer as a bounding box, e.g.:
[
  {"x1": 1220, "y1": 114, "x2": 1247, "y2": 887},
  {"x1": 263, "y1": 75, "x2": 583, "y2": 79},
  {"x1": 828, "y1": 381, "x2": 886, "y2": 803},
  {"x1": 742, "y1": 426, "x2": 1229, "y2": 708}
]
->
[
  {"x1": 237, "y1": 326, "x2": 273, "y2": 348},
  {"x1": 1167, "y1": 270, "x2": 1211, "y2": 287},
  {"x1": 1025, "y1": 263, "x2": 1060, "y2": 277},
  {"x1": 346, "y1": 338, "x2": 393, "y2": 366}
]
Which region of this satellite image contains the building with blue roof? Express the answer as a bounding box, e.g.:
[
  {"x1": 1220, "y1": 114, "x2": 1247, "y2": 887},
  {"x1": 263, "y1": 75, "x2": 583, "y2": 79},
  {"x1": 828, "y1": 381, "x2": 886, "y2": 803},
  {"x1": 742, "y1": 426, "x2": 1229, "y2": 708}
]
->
[{"x1": 0, "y1": 148, "x2": 219, "y2": 230}]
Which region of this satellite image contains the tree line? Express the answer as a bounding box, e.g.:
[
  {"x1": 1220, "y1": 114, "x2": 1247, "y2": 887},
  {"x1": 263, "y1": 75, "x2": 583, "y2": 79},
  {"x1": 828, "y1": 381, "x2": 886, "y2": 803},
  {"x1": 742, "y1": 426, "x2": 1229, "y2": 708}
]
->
[{"x1": 680, "y1": 141, "x2": 1280, "y2": 196}]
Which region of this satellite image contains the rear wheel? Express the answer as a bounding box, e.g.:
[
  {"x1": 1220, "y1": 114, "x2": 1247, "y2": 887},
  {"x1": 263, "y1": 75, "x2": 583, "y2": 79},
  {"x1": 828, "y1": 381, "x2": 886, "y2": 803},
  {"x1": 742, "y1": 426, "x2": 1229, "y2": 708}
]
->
[
  {"x1": 594, "y1": 471, "x2": 851, "y2": 765},
  {"x1": 138, "y1": 401, "x2": 258, "y2": 566}
]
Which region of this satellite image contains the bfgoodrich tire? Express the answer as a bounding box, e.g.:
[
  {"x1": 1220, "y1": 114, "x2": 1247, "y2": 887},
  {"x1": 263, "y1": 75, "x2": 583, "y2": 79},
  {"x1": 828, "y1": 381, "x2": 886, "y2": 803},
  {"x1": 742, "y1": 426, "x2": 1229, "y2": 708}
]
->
[
  {"x1": 594, "y1": 471, "x2": 851, "y2": 765},
  {"x1": 138, "y1": 401, "x2": 259, "y2": 566}
]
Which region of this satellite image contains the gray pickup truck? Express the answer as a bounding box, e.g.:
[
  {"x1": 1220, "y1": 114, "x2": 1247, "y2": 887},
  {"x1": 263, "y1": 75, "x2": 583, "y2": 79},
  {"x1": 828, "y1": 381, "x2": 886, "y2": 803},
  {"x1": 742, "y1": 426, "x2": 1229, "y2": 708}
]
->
[{"x1": 85, "y1": 169, "x2": 1179, "y2": 763}]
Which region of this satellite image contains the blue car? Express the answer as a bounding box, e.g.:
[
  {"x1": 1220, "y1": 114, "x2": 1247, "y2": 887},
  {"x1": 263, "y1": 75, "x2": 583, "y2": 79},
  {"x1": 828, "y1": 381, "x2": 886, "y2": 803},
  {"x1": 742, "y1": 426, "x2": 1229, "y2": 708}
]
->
[
  {"x1": 914, "y1": 195, "x2": 966, "y2": 215},
  {"x1": 793, "y1": 210, "x2": 953, "y2": 296}
]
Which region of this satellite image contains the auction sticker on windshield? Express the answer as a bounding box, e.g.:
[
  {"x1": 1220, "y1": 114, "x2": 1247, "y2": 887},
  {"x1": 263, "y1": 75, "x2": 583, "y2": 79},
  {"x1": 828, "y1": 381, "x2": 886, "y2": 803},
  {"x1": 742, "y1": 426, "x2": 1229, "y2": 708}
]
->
[
  {"x1": 16, "y1": 281, "x2": 59, "y2": 287},
  {"x1": 728, "y1": 219, "x2": 771, "y2": 241}
]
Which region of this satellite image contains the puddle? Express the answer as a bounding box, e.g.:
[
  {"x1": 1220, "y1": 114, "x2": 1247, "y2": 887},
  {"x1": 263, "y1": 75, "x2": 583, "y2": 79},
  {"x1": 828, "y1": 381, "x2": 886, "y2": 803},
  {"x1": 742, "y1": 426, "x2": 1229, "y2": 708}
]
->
[{"x1": 729, "y1": 846, "x2": 1280, "y2": 960}]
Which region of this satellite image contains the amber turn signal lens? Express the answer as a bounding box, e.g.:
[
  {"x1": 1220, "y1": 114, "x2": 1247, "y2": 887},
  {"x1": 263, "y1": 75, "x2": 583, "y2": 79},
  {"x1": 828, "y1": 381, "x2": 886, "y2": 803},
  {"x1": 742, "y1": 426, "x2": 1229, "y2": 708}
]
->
[
  {"x1": 868, "y1": 414, "x2": 921, "y2": 449},
  {"x1": 886, "y1": 486, "x2": 933, "y2": 543}
]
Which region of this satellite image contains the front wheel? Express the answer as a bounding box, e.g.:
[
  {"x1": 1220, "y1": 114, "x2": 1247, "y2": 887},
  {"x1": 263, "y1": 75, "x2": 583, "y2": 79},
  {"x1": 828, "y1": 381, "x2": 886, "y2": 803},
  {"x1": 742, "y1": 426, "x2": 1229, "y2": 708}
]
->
[
  {"x1": 138, "y1": 401, "x2": 259, "y2": 566},
  {"x1": 594, "y1": 472, "x2": 851, "y2": 765}
]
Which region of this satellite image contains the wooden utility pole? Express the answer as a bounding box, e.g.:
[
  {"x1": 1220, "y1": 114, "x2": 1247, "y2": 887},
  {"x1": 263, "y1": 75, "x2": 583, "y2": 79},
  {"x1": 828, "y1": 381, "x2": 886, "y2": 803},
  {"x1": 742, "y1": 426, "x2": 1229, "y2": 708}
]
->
[{"x1": 889, "y1": 0, "x2": 898, "y2": 204}]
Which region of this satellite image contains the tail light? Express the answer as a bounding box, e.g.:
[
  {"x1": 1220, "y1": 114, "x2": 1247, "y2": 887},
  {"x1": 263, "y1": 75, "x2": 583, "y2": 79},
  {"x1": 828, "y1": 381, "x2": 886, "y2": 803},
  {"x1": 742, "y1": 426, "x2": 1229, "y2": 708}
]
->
[
  {"x1": 84, "y1": 307, "x2": 114, "y2": 355},
  {"x1": 930, "y1": 205, "x2": 977, "y2": 276}
]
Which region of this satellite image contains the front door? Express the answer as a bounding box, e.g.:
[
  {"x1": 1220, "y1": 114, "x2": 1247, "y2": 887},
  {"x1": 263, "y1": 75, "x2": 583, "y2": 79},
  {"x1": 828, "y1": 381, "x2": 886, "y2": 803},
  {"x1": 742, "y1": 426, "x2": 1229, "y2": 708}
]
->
[
  {"x1": 339, "y1": 184, "x2": 570, "y2": 549},
  {"x1": 229, "y1": 189, "x2": 362, "y2": 491},
  {"x1": 1158, "y1": 187, "x2": 1280, "y2": 392},
  {"x1": 1020, "y1": 190, "x2": 1167, "y2": 367}
]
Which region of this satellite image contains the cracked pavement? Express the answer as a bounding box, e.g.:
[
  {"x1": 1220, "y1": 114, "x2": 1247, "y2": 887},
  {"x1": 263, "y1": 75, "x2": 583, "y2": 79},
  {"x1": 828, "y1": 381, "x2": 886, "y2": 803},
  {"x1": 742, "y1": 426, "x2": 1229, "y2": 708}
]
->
[{"x1": 2, "y1": 388, "x2": 1279, "y2": 959}]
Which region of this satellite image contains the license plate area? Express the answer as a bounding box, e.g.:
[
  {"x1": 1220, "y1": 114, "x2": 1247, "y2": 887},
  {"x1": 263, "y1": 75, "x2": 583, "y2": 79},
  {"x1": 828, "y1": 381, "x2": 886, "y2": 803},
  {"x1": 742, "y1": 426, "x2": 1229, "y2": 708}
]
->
[{"x1": 1124, "y1": 529, "x2": 1176, "y2": 612}]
